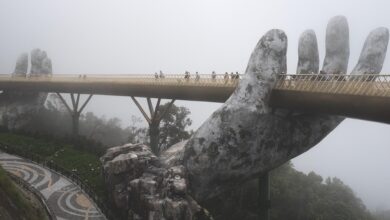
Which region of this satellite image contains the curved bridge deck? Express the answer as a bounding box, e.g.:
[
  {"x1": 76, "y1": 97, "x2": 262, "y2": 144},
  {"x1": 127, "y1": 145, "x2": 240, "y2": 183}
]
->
[{"x1": 0, "y1": 74, "x2": 238, "y2": 102}]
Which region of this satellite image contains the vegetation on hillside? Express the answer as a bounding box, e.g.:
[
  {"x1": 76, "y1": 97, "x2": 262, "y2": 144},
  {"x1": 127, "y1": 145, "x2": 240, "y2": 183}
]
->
[
  {"x1": 6, "y1": 94, "x2": 193, "y2": 150},
  {"x1": 0, "y1": 132, "x2": 376, "y2": 220},
  {"x1": 270, "y1": 162, "x2": 374, "y2": 220},
  {"x1": 374, "y1": 210, "x2": 390, "y2": 220},
  {"x1": 9, "y1": 94, "x2": 134, "y2": 147},
  {"x1": 0, "y1": 95, "x2": 194, "y2": 202},
  {"x1": 207, "y1": 161, "x2": 374, "y2": 220},
  {"x1": 157, "y1": 102, "x2": 193, "y2": 151},
  {"x1": 0, "y1": 94, "x2": 383, "y2": 219},
  {"x1": 0, "y1": 166, "x2": 48, "y2": 220},
  {"x1": 0, "y1": 133, "x2": 104, "y2": 197}
]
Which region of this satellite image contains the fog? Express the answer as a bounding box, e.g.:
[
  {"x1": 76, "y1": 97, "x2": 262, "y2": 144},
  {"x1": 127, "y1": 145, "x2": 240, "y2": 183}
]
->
[{"x1": 0, "y1": 0, "x2": 389, "y2": 210}]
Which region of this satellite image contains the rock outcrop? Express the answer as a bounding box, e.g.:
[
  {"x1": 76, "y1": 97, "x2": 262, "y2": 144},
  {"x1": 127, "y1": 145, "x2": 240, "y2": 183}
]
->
[
  {"x1": 101, "y1": 143, "x2": 212, "y2": 220},
  {"x1": 101, "y1": 16, "x2": 389, "y2": 219},
  {"x1": 0, "y1": 49, "x2": 52, "y2": 129}
]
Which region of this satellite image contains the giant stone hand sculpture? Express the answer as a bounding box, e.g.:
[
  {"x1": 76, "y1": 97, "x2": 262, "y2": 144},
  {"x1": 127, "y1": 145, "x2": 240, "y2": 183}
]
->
[
  {"x1": 180, "y1": 16, "x2": 389, "y2": 202},
  {"x1": 102, "y1": 16, "x2": 389, "y2": 219},
  {"x1": 0, "y1": 49, "x2": 52, "y2": 129}
]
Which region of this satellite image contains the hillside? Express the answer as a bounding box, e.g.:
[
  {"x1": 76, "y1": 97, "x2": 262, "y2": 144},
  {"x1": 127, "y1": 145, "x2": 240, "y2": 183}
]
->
[
  {"x1": 206, "y1": 161, "x2": 374, "y2": 220},
  {"x1": 0, "y1": 166, "x2": 48, "y2": 220},
  {"x1": 0, "y1": 132, "x2": 105, "y2": 196},
  {"x1": 0, "y1": 132, "x2": 379, "y2": 220}
]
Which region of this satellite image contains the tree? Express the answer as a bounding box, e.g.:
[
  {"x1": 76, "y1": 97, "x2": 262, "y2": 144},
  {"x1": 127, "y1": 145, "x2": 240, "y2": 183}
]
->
[
  {"x1": 374, "y1": 209, "x2": 390, "y2": 220},
  {"x1": 133, "y1": 100, "x2": 193, "y2": 155},
  {"x1": 201, "y1": 161, "x2": 374, "y2": 220},
  {"x1": 11, "y1": 94, "x2": 145, "y2": 147},
  {"x1": 269, "y1": 162, "x2": 374, "y2": 220},
  {"x1": 157, "y1": 103, "x2": 192, "y2": 151},
  {"x1": 55, "y1": 93, "x2": 93, "y2": 138},
  {"x1": 127, "y1": 115, "x2": 148, "y2": 144},
  {"x1": 79, "y1": 112, "x2": 130, "y2": 146}
]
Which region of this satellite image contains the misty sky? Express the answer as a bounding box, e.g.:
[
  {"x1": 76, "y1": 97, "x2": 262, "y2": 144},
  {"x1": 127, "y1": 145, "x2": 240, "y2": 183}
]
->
[{"x1": 1, "y1": 0, "x2": 390, "y2": 210}]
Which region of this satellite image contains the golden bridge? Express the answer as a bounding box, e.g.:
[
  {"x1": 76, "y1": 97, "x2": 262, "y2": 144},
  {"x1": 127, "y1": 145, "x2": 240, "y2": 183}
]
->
[{"x1": 0, "y1": 73, "x2": 389, "y2": 123}]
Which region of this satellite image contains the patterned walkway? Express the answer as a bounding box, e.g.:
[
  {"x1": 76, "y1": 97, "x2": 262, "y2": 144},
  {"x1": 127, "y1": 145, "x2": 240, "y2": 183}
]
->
[{"x1": 0, "y1": 152, "x2": 106, "y2": 220}]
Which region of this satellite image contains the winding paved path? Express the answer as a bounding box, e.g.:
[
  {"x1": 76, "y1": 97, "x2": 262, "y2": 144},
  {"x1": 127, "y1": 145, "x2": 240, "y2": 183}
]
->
[{"x1": 0, "y1": 152, "x2": 106, "y2": 220}]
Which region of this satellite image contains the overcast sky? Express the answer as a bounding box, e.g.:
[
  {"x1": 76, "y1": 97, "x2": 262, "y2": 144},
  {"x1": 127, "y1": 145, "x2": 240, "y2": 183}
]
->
[{"x1": 1, "y1": 0, "x2": 389, "y2": 211}]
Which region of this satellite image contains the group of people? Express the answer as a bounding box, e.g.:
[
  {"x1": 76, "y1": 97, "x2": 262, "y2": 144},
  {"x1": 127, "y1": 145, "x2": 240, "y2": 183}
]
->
[
  {"x1": 154, "y1": 70, "x2": 240, "y2": 82},
  {"x1": 223, "y1": 72, "x2": 240, "y2": 80},
  {"x1": 154, "y1": 71, "x2": 165, "y2": 79}
]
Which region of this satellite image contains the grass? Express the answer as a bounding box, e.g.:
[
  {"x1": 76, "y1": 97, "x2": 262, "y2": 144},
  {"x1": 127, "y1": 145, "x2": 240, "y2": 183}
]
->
[
  {"x1": 0, "y1": 166, "x2": 47, "y2": 220},
  {"x1": 0, "y1": 132, "x2": 105, "y2": 197}
]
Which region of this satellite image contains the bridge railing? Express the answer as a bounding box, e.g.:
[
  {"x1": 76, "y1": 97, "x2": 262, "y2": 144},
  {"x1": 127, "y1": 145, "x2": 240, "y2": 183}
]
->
[
  {"x1": 2, "y1": 73, "x2": 390, "y2": 97},
  {"x1": 275, "y1": 74, "x2": 390, "y2": 97},
  {"x1": 0, "y1": 73, "x2": 241, "y2": 87}
]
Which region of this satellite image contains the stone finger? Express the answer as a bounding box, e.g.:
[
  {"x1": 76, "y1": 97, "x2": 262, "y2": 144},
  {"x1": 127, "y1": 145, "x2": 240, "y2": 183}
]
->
[
  {"x1": 245, "y1": 29, "x2": 287, "y2": 79},
  {"x1": 13, "y1": 53, "x2": 28, "y2": 77},
  {"x1": 230, "y1": 29, "x2": 287, "y2": 108},
  {"x1": 351, "y1": 27, "x2": 389, "y2": 75},
  {"x1": 322, "y1": 16, "x2": 350, "y2": 75},
  {"x1": 297, "y1": 30, "x2": 319, "y2": 74},
  {"x1": 30, "y1": 48, "x2": 52, "y2": 75}
]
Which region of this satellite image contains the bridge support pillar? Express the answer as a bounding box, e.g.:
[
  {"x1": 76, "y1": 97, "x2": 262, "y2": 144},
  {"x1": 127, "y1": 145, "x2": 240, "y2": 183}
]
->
[
  {"x1": 259, "y1": 171, "x2": 270, "y2": 220},
  {"x1": 131, "y1": 97, "x2": 175, "y2": 155},
  {"x1": 56, "y1": 93, "x2": 93, "y2": 137}
]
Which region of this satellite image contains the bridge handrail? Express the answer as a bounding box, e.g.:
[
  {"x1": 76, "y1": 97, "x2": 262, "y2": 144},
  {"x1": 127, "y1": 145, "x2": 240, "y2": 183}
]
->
[
  {"x1": 0, "y1": 73, "x2": 242, "y2": 88},
  {"x1": 0, "y1": 73, "x2": 242, "y2": 78},
  {"x1": 275, "y1": 74, "x2": 390, "y2": 97},
  {"x1": 1, "y1": 73, "x2": 390, "y2": 97}
]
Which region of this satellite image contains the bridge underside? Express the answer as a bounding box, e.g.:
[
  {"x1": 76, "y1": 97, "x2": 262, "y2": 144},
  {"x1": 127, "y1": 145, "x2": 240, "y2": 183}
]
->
[
  {"x1": 269, "y1": 90, "x2": 390, "y2": 124},
  {"x1": 0, "y1": 80, "x2": 235, "y2": 102}
]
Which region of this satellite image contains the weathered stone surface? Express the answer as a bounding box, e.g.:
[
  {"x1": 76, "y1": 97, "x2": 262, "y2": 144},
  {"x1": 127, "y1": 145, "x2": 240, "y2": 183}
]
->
[
  {"x1": 104, "y1": 144, "x2": 158, "y2": 176},
  {"x1": 13, "y1": 53, "x2": 28, "y2": 77},
  {"x1": 182, "y1": 16, "x2": 389, "y2": 202},
  {"x1": 297, "y1": 30, "x2": 319, "y2": 74},
  {"x1": 322, "y1": 16, "x2": 350, "y2": 74},
  {"x1": 102, "y1": 16, "x2": 389, "y2": 219},
  {"x1": 352, "y1": 27, "x2": 389, "y2": 74},
  {"x1": 183, "y1": 29, "x2": 291, "y2": 201},
  {"x1": 30, "y1": 48, "x2": 52, "y2": 75},
  {"x1": 101, "y1": 143, "x2": 212, "y2": 219},
  {"x1": 159, "y1": 140, "x2": 187, "y2": 167},
  {"x1": 101, "y1": 144, "x2": 156, "y2": 210}
]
